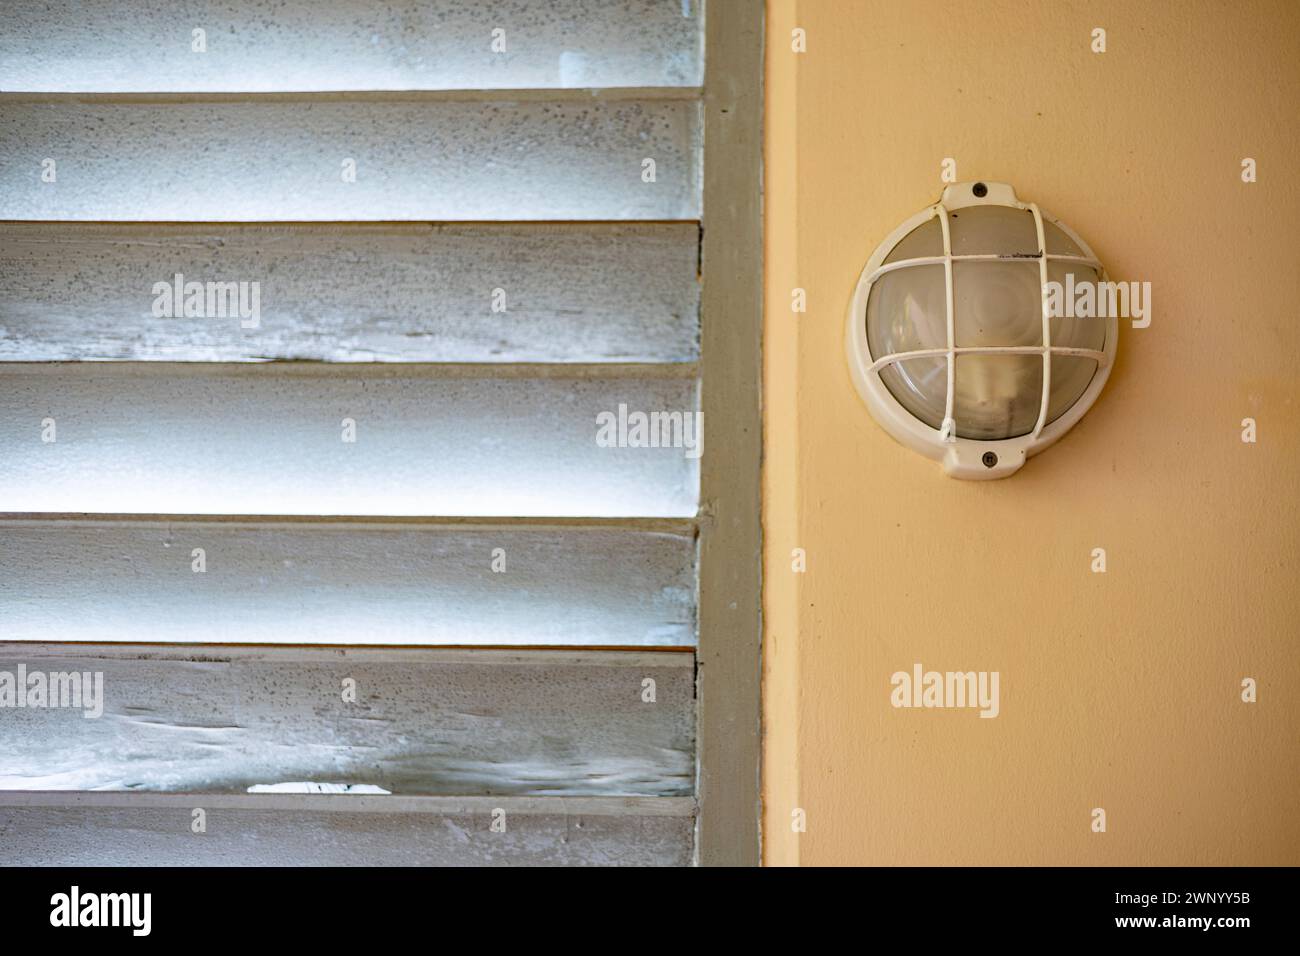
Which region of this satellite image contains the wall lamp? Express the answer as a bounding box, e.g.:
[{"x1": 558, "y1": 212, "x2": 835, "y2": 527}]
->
[{"x1": 846, "y1": 181, "x2": 1116, "y2": 479}]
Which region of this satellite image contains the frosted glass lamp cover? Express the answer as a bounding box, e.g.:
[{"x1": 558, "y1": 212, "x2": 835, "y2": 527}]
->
[{"x1": 846, "y1": 182, "x2": 1117, "y2": 479}]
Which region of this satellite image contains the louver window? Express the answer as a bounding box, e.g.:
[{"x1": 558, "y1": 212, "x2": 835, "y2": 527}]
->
[{"x1": 0, "y1": 1, "x2": 760, "y2": 866}]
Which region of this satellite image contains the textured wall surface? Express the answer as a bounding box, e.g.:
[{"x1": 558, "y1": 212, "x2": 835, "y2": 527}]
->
[{"x1": 763, "y1": 0, "x2": 1300, "y2": 865}]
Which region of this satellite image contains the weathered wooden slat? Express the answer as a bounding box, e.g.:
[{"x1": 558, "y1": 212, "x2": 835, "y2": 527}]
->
[
  {"x1": 0, "y1": 0, "x2": 703, "y2": 93},
  {"x1": 0, "y1": 516, "x2": 696, "y2": 646},
  {"x1": 0, "y1": 363, "x2": 700, "y2": 516},
  {"x1": 0, "y1": 222, "x2": 700, "y2": 363},
  {"x1": 0, "y1": 98, "x2": 701, "y2": 220},
  {"x1": 0, "y1": 794, "x2": 695, "y2": 866},
  {"x1": 0, "y1": 645, "x2": 694, "y2": 796}
]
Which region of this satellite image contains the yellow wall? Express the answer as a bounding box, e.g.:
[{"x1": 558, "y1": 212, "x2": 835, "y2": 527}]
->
[{"x1": 763, "y1": 0, "x2": 1300, "y2": 865}]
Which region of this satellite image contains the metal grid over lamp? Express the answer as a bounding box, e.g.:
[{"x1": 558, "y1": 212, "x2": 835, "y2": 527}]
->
[{"x1": 846, "y1": 181, "x2": 1117, "y2": 479}]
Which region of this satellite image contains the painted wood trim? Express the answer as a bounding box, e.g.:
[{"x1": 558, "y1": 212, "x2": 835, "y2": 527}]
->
[
  {"x1": 757, "y1": 0, "x2": 802, "y2": 870},
  {"x1": 0, "y1": 644, "x2": 694, "y2": 796},
  {"x1": 0, "y1": 793, "x2": 696, "y2": 866},
  {"x1": 695, "y1": 0, "x2": 764, "y2": 866}
]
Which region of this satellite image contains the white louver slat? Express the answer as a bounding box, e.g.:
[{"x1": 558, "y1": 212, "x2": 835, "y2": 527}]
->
[
  {"x1": 0, "y1": 222, "x2": 700, "y2": 363},
  {"x1": 0, "y1": 517, "x2": 697, "y2": 646},
  {"x1": 0, "y1": 0, "x2": 704, "y2": 93},
  {"x1": 0, "y1": 95, "x2": 702, "y2": 221}
]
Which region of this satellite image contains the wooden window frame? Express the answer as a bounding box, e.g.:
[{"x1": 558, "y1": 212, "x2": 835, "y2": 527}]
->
[
  {"x1": 0, "y1": 0, "x2": 762, "y2": 868},
  {"x1": 695, "y1": 0, "x2": 763, "y2": 867}
]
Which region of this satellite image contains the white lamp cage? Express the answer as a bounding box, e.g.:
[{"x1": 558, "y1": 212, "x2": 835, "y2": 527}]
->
[{"x1": 846, "y1": 181, "x2": 1117, "y2": 479}]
